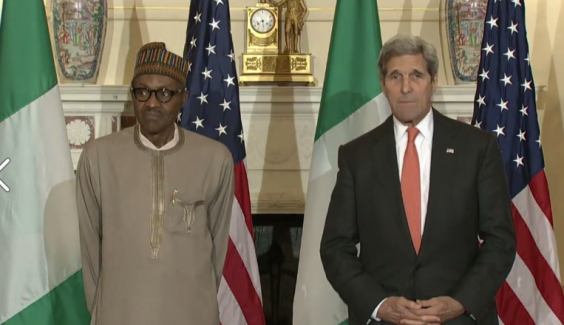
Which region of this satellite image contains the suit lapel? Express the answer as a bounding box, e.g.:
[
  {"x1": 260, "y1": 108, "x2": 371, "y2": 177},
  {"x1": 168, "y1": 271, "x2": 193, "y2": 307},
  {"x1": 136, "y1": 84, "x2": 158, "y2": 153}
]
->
[
  {"x1": 371, "y1": 117, "x2": 416, "y2": 256},
  {"x1": 418, "y1": 110, "x2": 458, "y2": 258}
]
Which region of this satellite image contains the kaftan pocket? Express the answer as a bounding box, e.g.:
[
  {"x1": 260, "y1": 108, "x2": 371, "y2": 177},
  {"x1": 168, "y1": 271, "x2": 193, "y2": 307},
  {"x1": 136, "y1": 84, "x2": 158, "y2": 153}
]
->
[{"x1": 168, "y1": 189, "x2": 206, "y2": 235}]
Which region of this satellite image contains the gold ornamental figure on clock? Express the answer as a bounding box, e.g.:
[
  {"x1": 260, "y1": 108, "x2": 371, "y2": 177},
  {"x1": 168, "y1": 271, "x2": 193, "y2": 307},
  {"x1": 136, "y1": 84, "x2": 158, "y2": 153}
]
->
[{"x1": 239, "y1": 0, "x2": 314, "y2": 86}]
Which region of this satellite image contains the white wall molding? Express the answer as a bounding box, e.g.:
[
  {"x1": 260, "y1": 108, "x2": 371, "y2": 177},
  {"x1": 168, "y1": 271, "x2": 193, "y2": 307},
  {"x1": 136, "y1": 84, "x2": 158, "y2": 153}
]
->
[
  {"x1": 60, "y1": 84, "x2": 543, "y2": 213},
  {"x1": 60, "y1": 84, "x2": 499, "y2": 114}
]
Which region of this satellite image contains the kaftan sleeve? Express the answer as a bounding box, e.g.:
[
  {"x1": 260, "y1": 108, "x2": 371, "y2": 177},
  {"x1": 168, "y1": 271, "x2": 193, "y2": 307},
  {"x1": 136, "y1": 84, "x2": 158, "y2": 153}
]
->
[
  {"x1": 208, "y1": 149, "x2": 235, "y2": 288},
  {"x1": 75, "y1": 149, "x2": 102, "y2": 313}
]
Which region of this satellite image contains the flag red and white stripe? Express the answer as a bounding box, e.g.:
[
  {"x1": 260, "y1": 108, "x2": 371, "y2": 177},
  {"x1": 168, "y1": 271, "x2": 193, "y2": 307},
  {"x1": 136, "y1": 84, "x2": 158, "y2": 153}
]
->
[
  {"x1": 218, "y1": 162, "x2": 265, "y2": 325},
  {"x1": 496, "y1": 172, "x2": 564, "y2": 324}
]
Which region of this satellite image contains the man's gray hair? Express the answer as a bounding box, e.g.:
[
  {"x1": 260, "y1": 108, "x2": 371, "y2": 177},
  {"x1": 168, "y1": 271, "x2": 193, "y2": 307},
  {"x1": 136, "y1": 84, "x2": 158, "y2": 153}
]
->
[{"x1": 377, "y1": 34, "x2": 439, "y2": 80}]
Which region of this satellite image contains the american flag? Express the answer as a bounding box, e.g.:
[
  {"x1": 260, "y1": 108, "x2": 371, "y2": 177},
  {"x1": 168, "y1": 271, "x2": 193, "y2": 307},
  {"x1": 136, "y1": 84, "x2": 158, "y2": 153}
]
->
[
  {"x1": 178, "y1": 1, "x2": 266, "y2": 324},
  {"x1": 472, "y1": 0, "x2": 564, "y2": 323}
]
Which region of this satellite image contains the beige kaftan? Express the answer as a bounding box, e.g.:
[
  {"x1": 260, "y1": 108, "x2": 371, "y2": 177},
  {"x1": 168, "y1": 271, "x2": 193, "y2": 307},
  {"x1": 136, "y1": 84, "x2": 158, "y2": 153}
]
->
[{"x1": 75, "y1": 124, "x2": 234, "y2": 325}]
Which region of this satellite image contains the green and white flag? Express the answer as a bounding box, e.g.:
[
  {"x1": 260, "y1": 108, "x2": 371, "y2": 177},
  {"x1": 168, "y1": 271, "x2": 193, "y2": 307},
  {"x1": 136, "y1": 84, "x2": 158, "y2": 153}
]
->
[
  {"x1": 292, "y1": 1, "x2": 390, "y2": 325},
  {"x1": 0, "y1": 1, "x2": 90, "y2": 324}
]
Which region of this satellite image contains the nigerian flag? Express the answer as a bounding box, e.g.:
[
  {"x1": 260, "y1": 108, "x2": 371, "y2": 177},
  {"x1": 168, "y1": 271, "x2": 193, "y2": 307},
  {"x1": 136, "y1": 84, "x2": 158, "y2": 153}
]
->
[
  {"x1": 0, "y1": 1, "x2": 90, "y2": 324},
  {"x1": 292, "y1": 1, "x2": 390, "y2": 325}
]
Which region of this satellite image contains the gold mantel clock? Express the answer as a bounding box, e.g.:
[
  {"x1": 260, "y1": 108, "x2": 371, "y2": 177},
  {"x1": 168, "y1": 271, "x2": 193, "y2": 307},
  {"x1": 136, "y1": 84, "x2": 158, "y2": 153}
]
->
[
  {"x1": 239, "y1": 0, "x2": 315, "y2": 86},
  {"x1": 246, "y1": 3, "x2": 280, "y2": 54}
]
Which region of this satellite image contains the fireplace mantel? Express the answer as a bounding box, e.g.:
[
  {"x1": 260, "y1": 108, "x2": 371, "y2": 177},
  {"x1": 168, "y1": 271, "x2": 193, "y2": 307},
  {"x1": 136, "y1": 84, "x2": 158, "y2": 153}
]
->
[{"x1": 60, "y1": 84, "x2": 542, "y2": 214}]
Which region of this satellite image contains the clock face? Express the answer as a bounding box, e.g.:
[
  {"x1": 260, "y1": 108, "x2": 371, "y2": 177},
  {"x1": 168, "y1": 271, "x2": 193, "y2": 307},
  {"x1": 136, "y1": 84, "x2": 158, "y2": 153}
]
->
[{"x1": 251, "y1": 9, "x2": 275, "y2": 34}]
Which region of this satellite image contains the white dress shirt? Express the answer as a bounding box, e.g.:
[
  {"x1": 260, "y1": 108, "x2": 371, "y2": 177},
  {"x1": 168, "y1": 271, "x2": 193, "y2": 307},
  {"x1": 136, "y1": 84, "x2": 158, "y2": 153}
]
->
[
  {"x1": 371, "y1": 108, "x2": 434, "y2": 322},
  {"x1": 138, "y1": 123, "x2": 180, "y2": 151}
]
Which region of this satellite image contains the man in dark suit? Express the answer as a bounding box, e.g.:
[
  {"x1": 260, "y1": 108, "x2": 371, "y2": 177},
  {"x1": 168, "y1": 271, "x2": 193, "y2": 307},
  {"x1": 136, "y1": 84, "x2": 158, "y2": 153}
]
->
[{"x1": 319, "y1": 34, "x2": 517, "y2": 325}]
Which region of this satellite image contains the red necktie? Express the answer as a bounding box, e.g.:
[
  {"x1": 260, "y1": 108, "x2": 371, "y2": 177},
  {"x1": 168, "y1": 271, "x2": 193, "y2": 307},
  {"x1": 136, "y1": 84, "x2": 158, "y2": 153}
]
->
[{"x1": 401, "y1": 127, "x2": 421, "y2": 254}]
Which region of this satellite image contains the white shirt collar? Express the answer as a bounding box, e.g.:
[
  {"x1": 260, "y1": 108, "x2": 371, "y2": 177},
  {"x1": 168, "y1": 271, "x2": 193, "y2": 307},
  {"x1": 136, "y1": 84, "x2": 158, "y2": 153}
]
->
[
  {"x1": 138, "y1": 123, "x2": 179, "y2": 151},
  {"x1": 393, "y1": 108, "x2": 434, "y2": 143}
]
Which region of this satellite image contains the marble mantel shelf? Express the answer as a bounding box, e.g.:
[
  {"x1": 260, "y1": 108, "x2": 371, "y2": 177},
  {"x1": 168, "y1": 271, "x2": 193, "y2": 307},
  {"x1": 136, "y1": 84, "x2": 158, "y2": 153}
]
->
[{"x1": 60, "y1": 84, "x2": 544, "y2": 214}]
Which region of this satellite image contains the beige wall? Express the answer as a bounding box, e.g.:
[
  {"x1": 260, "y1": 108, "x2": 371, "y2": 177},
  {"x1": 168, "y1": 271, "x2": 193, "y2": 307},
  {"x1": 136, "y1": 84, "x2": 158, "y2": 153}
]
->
[{"x1": 96, "y1": 0, "x2": 450, "y2": 86}]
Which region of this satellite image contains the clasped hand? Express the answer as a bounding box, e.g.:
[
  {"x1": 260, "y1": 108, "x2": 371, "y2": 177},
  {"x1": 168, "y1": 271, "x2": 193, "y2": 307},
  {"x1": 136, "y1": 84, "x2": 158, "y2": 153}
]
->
[{"x1": 376, "y1": 296, "x2": 465, "y2": 325}]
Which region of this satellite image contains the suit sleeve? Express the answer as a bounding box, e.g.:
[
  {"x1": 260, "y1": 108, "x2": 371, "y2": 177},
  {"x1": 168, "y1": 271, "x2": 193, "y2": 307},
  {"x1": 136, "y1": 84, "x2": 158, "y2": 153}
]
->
[
  {"x1": 208, "y1": 149, "x2": 235, "y2": 288},
  {"x1": 320, "y1": 145, "x2": 388, "y2": 323},
  {"x1": 75, "y1": 149, "x2": 102, "y2": 314},
  {"x1": 451, "y1": 133, "x2": 517, "y2": 321}
]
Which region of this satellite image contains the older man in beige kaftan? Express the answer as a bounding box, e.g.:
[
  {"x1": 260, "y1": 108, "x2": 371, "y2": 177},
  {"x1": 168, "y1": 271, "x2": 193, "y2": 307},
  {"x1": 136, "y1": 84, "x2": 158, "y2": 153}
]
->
[{"x1": 75, "y1": 42, "x2": 234, "y2": 325}]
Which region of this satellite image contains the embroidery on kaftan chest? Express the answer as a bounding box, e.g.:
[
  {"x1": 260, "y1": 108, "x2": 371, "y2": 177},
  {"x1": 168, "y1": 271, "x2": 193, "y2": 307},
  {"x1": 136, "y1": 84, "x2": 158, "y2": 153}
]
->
[{"x1": 132, "y1": 124, "x2": 186, "y2": 259}]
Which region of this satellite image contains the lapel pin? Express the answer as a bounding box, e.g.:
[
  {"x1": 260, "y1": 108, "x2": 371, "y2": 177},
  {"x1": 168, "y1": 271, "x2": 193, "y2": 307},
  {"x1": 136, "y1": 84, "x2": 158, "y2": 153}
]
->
[{"x1": 446, "y1": 148, "x2": 455, "y2": 154}]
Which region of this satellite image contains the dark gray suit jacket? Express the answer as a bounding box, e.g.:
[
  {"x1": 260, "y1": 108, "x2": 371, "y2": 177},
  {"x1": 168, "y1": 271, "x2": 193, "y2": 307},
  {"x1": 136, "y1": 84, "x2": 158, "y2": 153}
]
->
[{"x1": 319, "y1": 109, "x2": 517, "y2": 325}]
